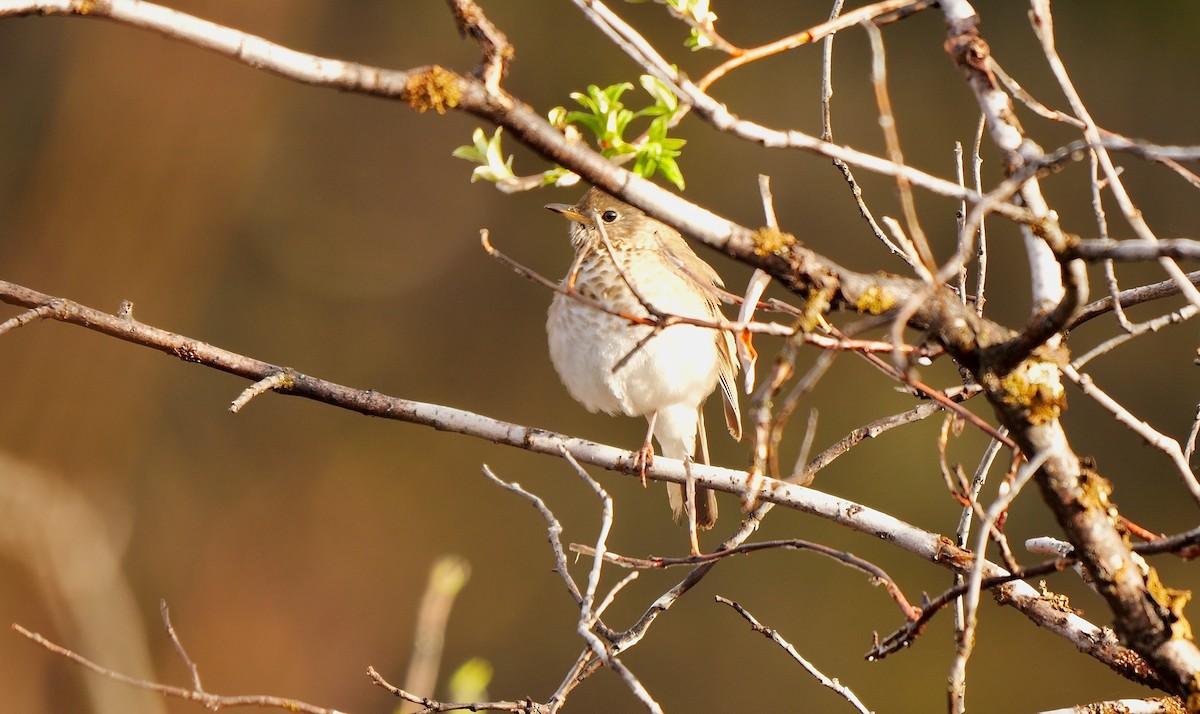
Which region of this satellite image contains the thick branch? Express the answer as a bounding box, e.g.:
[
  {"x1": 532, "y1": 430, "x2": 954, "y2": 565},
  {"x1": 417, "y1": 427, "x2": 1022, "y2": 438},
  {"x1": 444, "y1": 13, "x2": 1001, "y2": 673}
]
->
[
  {"x1": 0, "y1": 280, "x2": 1160, "y2": 686},
  {"x1": 937, "y1": 2, "x2": 1200, "y2": 705}
]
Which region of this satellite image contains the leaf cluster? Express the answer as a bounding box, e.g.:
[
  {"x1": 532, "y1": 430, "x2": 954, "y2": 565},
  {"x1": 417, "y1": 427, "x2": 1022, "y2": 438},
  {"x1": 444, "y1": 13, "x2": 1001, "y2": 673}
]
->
[{"x1": 454, "y1": 75, "x2": 688, "y2": 190}]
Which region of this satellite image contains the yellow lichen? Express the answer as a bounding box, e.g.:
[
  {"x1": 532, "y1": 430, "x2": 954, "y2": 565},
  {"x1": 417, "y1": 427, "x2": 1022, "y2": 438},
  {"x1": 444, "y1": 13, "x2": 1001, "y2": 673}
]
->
[
  {"x1": 1037, "y1": 581, "x2": 1077, "y2": 614},
  {"x1": 998, "y1": 359, "x2": 1066, "y2": 424},
  {"x1": 1077, "y1": 464, "x2": 1114, "y2": 513},
  {"x1": 1146, "y1": 568, "x2": 1194, "y2": 641},
  {"x1": 799, "y1": 288, "x2": 833, "y2": 334},
  {"x1": 406, "y1": 66, "x2": 462, "y2": 114},
  {"x1": 854, "y1": 284, "x2": 897, "y2": 315},
  {"x1": 752, "y1": 226, "x2": 796, "y2": 257}
]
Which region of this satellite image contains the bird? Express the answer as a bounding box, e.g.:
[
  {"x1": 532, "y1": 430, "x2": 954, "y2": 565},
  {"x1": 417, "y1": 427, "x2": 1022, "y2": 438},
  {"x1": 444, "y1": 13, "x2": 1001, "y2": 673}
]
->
[{"x1": 545, "y1": 187, "x2": 741, "y2": 549}]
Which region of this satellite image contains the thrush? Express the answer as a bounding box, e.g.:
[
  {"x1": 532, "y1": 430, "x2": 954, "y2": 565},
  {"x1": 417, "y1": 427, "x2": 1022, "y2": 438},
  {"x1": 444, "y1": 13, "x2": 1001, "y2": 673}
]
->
[{"x1": 545, "y1": 188, "x2": 742, "y2": 545}]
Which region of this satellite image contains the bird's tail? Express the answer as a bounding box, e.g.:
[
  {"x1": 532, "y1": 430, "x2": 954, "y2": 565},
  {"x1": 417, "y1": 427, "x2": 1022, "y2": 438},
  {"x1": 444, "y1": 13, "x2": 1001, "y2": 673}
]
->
[{"x1": 663, "y1": 409, "x2": 718, "y2": 529}]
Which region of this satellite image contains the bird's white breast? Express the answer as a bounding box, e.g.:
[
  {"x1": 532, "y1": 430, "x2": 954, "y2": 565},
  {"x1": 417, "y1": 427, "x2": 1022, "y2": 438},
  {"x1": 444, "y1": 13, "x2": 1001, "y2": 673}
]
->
[{"x1": 546, "y1": 250, "x2": 721, "y2": 419}]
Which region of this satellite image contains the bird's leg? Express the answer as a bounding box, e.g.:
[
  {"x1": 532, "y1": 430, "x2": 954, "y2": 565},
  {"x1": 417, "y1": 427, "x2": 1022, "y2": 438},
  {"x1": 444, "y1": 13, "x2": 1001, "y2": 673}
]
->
[
  {"x1": 636, "y1": 412, "x2": 658, "y2": 487},
  {"x1": 684, "y1": 456, "x2": 701, "y2": 556}
]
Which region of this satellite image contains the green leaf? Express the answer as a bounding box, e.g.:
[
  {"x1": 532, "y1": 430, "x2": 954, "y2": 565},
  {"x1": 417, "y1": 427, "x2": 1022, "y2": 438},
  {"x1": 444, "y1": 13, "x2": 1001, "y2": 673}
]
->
[
  {"x1": 541, "y1": 167, "x2": 580, "y2": 187},
  {"x1": 684, "y1": 27, "x2": 714, "y2": 50},
  {"x1": 547, "y1": 106, "x2": 569, "y2": 128},
  {"x1": 658, "y1": 156, "x2": 686, "y2": 190},
  {"x1": 452, "y1": 127, "x2": 515, "y2": 184},
  {"x1": 638, "y1": 74, "x2": 678, "y2": 114},
  {"x1": 554, "y1": 75, "x2": 688, "y2": 188}
]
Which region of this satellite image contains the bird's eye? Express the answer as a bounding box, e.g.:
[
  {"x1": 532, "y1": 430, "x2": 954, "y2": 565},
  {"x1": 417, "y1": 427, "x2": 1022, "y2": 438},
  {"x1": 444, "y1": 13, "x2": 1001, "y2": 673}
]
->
[{"x1": 600, "y1": 209, "x2": 619, "y2": 223}]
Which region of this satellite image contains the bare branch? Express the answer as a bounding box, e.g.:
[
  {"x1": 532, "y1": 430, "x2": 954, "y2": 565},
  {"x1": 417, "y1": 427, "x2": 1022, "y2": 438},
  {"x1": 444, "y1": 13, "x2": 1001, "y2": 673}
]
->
[
  {"x1": 1066, "y1": 239, "x2": 1200, "y2": 263},
  {"x1": 481, "y1": 466, "x2": 583, "y2": 608},
  {"x1": 694, "y1": 0, "x2": 934, "y2": 96},
  {"x1": 1030, "y1": 0, "x2": 1200, "y2": 311},
  {"x1": 444, "y1": 0, "x2": 512, "y2": 95},
  {"x1": 1070, "y1": 271, "x2": 1200, "y2": 330},
  {"x1": 0, "y1": 303, "x2": 58, "y2": 337},
  {"x1": 1038, "y1": 699, "x2": 1180, "y2": 714},
  {"x1": 949, "y1": 450, "x2": 1048, "y2": 711},
  {"x1": 369, "y1": 666, "x2": 542, "y2": 714},
  {"x1": 1060, "y1": 365, "x2": 1199, "y2": 503},
  {"x1": 819, "y1": 1, "x2": 902, "y2": 266},
  {"x1": 874, "y1": 525, "x2": 1200, "y2": 663},
  {"x1": 1072, "y1": 304, "x2": 1198, "y2": 369},
  {"x1": 1185, "y1": 405, "x2": 1200, "y2": 464},
  {"x1": 229, "y1": 371, "x2": 295, "y2": 414},
  {"x1": 14, "y1": 623, "x2": 349, "y2": 714},
  {"x1": 572, "y1": 537, "x2": 920, "y2": 621},
  {"x1": 159, "y1": 601, "x2": 204, "y2": 695},
  {"x1": 716, "y1": 597, "x2": 873, "y2": 714},
  {"x1": 865, "y1": 20, "x2": 936, "y2": 277}
]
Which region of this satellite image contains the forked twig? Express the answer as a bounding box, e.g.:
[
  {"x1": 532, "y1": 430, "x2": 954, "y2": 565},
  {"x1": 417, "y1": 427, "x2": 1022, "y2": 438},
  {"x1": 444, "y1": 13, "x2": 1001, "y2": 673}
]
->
[
  {"x1": 13, "y1": 622, "x2": 346, "y2": 714},
  {"x1": 571, "y1": 537, "x2": 921, "y2": 621}
]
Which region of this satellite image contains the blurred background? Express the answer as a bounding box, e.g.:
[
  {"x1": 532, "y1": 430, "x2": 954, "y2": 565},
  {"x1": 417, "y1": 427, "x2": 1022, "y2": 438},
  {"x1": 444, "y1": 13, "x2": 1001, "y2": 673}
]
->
[{"x1": 0, "y1": 1, "x2": 1197, "y2": 711}]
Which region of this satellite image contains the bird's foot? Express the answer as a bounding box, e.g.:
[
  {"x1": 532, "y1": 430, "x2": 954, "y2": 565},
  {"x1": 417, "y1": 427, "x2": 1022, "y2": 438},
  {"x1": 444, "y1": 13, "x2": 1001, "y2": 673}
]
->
[{"x1": 634, "y1": 442, "x2": 655, "y2": 487}]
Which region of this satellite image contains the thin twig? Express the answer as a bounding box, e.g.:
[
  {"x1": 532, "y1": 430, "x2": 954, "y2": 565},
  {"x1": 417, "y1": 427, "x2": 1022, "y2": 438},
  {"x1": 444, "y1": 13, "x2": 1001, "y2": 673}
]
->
[
  {"x1": 694, "y1": 0, "x2": 933, "y2": 96},
  {"x1": 790, "y1": 407, "x2": 820, "y2": 486},
  {"x1": 818, "y1": 1, "x2": 904, "y2": 265},
  {"x1": 798, "y1": 399, "x2": 950, "y2": 482},
  {"x1": 1184, "y1": 405, "x2": 1200, "y2": 464},
  {"x1": 865, "y1": 20, "x2": 935, "y2": 277},
  {"x1": 369, "y1": 666, "x2": 543, "y2": 714},
  {"x1": 14, "y1": 623, "x2": 348, "y2": 714},
  {"x1": 873, "y1": 524, "x2": 1200, "y2": 658},
  {"x1": 444, "y1": 0, "x2": 512, "y2": 96},
  {"x1": 481, "y1": 465, "x2": 583, "y2": 607},
  {"x1": 1087, "y1": 149, "x2": 1135, "y2": 333},
  {"x1": 482, "y1": 229, "x2": 794, "y2": 338},
  {"x1": 559, "y1": 449, "x2": 616, "y2": 663},
  {"x1": 571, "y1": 537, "x2": 920, "y2": 620},
  {"x1": 948, "y1": 450, "x2": 1048, "y2": 712},
  {"x1": 1071, "y1": 304, "x2": 1198, "y2": 369},
  {"x1": 0, "y1": 303, "x2": 58, "y2": 336},
  {"x1": 953, "y1": 435, "x2": 1006, "y2": 634},
  {"x1": 1060, "y1": 365, "x2": 1200, "y2": 503},
  {"x1": 1030, "y1": 0, "x2": 1200, "y2": 311},
  {"x1": 716, "y1": 597, "x2": 873, "y2": 714},
  {"x1": 1069, "y1": 271, "x2": 1200, "y2": 330},
  {"x1": 970, "y1": 113, "x2": 988, "y2": 315},
  {"x1": 159, "y1": 600, "x2": 204, "y2": 694},
  {"x1": 229, "y1": 371, "x2": 295, "y2": 413},
  {"x1": 955, "y1": 140, "x2": 968, "y2": 300}
]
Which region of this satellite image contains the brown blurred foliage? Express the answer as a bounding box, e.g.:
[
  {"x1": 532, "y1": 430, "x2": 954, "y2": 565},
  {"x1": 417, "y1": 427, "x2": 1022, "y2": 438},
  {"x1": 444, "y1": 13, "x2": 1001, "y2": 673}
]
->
[{"x1": 1, "y1": 1, "x2": 1197, "y2": 712}]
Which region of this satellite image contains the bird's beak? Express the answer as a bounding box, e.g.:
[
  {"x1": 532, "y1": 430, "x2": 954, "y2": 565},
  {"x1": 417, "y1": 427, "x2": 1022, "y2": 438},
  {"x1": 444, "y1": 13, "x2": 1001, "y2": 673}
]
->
[{"x1": 545, "y1": 203, "x2": 589, "y2": 225}]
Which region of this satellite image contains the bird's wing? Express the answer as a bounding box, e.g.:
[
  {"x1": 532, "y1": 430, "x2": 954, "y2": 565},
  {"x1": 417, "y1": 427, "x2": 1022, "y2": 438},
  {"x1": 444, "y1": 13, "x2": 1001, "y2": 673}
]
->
[
  {"x1": 655, "y1": 229, "x2": 742, "y2": 441},
  {"x1": 716, "y1": 329, "x2": 742, "y2": 440},
  {"x1": 653, "y1": 228, "x2": 725, "y2": 290}
]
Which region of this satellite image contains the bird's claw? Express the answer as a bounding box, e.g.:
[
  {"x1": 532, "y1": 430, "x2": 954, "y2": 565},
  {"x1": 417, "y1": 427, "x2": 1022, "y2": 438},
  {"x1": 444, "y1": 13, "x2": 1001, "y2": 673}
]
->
[{"x1": 634, "y1": 443, "x2": 654, "y2": 487}]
